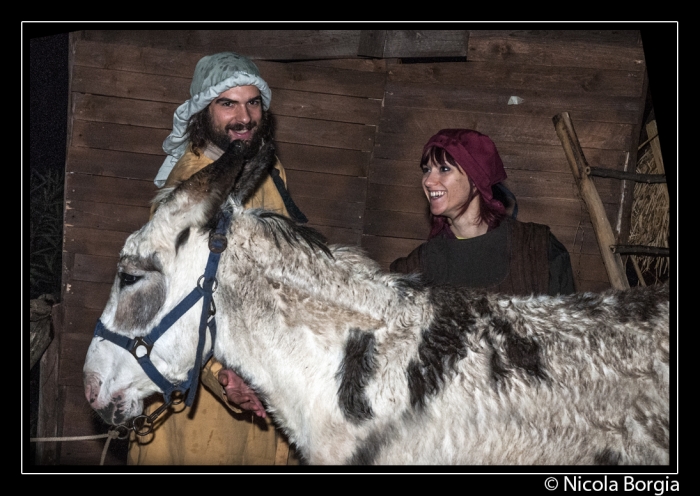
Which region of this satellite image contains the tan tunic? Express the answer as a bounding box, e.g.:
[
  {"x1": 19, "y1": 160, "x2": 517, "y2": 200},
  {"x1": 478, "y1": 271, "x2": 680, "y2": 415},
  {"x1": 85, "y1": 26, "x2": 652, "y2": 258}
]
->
[
  {"x1": 150, "y1": 144, "x2": 291, "y2": 218},
  {"x1": 129, "y1": 145, "x2": 300, "y2": 465}
]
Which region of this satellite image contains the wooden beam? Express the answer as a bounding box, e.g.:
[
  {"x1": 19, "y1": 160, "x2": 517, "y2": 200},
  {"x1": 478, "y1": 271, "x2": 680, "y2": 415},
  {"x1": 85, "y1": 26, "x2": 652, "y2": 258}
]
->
[
  {"x1": 358, "y1": 30, "x2": 387, "y2": 58},
  {"x1": 553, "y1": 112, "x2": 630, "y2": 290},
  {"x1": 588, "y1": 167, "x2": 666, "y2": 183},
  {"x1": 82, "y1": 30, "x2": 363, "y2": 61},
  {"x1": 383, "y1": 30, "x2": 468, "y2": 59},
  {"x1": 467, "y1": 30, "x2": 645, "y2": 71},
  {"x1": 359, "y1": 30, "x2": 468, "y2": 59},
  {"x1": 611, "y1": 245, "x2": 670, "y2": 257}
]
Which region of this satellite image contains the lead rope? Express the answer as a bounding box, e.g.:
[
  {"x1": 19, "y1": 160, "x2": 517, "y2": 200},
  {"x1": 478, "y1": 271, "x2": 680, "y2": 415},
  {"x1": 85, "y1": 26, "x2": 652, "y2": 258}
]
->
[
  {"x1": 30, "y1": 428, "x2": 122, "y2": 465},
  {"x1": 31, "y1": 394, "x2": 180, "y2": 465}
]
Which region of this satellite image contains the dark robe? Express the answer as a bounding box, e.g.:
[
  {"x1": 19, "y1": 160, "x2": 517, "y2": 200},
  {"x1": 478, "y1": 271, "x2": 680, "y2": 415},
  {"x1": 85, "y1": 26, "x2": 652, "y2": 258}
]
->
[{"x1": 390, "y1": 217, "x2": 574, "y2": 296}]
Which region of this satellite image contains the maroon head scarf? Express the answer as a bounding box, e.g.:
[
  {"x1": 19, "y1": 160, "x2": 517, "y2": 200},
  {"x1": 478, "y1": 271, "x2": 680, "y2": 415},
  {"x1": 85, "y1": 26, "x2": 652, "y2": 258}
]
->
[{"x1": 423, "y1": 129, "x2": 508, "y2": 238}]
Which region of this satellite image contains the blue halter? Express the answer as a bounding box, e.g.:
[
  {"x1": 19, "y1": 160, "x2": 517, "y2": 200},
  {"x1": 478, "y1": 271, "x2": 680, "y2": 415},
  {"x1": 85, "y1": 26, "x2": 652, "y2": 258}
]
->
[{"x1": 93, "y1": 211, "x2": 230, "y2": 424}]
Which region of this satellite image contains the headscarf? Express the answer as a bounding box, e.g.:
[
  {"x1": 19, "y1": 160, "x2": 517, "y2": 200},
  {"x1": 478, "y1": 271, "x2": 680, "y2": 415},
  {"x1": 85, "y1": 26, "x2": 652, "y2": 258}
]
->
[
  {"x1": 423, "y1": 129, "x2": 508, "y2": 238},
  {"x1": 154, "y1": 52, "x2": 272, "y2": 187}
]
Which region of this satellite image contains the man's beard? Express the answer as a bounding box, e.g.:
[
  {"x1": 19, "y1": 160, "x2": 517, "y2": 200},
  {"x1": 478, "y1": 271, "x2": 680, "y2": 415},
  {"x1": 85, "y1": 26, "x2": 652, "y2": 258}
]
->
[{"x1": 203, "y1": 109, "x2": 274, "y2": 156}]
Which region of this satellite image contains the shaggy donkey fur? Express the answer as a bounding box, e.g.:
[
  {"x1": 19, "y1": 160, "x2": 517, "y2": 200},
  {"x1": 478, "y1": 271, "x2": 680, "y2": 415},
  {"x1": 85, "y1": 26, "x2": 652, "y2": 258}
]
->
[{"x1": 84, "y1": 142, "x2": 670, "y2": 465}]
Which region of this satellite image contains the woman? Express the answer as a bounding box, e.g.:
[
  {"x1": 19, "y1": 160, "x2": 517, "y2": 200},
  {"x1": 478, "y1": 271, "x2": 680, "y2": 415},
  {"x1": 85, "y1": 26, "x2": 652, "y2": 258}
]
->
[{"x1": 390, "y1": 129, "x2": 574, "y2": 297}]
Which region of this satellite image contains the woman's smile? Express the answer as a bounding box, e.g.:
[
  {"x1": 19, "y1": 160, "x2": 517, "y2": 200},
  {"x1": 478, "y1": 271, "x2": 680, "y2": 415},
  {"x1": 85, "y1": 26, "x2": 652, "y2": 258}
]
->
[{"x1": 422, "y1": 160, "x2": 472, "y2": 220}]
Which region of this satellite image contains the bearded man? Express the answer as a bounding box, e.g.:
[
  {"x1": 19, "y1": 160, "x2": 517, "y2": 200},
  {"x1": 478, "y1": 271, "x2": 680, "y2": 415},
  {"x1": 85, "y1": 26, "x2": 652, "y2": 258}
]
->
[{"x1": 131, "y1": 52, "x2": 304, "y2": 466}]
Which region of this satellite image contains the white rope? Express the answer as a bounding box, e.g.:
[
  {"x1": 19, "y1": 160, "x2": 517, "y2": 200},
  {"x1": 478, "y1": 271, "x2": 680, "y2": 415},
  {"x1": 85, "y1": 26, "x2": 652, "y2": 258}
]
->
[
  {"x1": 100, "y1": 430, "x2": 120, "y2": 465},
  {"x1": 30, "y1": 434, "x2": 110, "y2": 442},
  {"x1": 30, "y1": 430, "x2": 122, "y2": 466}
]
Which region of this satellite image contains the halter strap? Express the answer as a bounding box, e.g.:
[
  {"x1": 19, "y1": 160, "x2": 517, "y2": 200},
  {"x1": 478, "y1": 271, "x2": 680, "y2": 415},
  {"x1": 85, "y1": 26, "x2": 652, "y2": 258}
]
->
[{"x1": 93, "y1": 210, "x2": 230, "y2": 409}]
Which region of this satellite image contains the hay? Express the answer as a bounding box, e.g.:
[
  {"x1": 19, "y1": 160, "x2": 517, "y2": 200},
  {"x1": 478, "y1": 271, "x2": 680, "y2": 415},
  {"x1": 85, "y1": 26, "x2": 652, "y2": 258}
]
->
[{"x1": 627, "y1": 127, "x2": 669, "y2": 284}]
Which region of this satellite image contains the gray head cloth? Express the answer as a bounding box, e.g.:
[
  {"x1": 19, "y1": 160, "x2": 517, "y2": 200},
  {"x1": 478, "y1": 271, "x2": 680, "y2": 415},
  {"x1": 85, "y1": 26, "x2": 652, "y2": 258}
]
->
[{"x1": 154, "y1": 52, "x2": 272, "y2": 187}]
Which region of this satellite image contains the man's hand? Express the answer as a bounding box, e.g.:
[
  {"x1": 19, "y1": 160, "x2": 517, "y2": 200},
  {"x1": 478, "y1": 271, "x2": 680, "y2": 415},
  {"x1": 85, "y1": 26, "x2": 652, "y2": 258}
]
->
[{"x1": 217, "y1": 368, "x2": 267, "y2": 418}]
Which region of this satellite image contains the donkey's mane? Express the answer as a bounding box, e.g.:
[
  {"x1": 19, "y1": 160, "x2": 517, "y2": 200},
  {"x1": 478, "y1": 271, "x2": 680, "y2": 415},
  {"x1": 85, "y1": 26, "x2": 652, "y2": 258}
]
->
[
  {"x1": 224, "y1": 204, "x2": 431, "y2": 328},
  {"x1": 252, "y1": 209, "x2": 333, "y2": 259}
]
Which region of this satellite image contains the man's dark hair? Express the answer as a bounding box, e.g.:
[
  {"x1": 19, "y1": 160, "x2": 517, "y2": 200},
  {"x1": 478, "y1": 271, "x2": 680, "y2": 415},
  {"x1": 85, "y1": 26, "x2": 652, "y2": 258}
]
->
[{"x1": 186, "y1": 105, "x2": 274, "y2": 156}]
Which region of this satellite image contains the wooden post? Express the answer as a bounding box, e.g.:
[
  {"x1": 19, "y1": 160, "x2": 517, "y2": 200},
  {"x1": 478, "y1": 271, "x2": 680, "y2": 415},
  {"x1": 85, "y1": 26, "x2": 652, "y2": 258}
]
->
[
  {"x1": 553, "y1": 112, "x2": 630, "y2": 290},
  {"x1": 36, "y1": 302, "x2": 63, "y2": 465}
]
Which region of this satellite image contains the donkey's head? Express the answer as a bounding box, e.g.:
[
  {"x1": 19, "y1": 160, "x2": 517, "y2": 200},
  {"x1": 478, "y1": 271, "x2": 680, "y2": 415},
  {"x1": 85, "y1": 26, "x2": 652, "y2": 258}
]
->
[{"x1": 83, "y1": 139, "x2": 276, "y2": 425}]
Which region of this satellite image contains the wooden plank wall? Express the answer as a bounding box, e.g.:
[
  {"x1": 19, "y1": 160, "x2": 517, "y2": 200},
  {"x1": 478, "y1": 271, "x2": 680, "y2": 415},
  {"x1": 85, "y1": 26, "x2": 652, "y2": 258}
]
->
[
  {"x1": 362, "y1": 30, "x2": 646, "y2": 287},
  {"x1": 56, "y1": 32, "x2": 389, "y2": 465},
  {"x1": 51, "y1": 29, "x2": 648, "y2": 465}
]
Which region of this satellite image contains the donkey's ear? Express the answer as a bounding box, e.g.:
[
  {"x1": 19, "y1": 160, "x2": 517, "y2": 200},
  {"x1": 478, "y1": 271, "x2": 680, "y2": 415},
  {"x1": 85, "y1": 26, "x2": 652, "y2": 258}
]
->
[
  {"x1": 152, "y1": 141, "x2": 252, "y2": 230},
  {"x1": 230, "y1": 139, "x2": 277, "y2": 206}
]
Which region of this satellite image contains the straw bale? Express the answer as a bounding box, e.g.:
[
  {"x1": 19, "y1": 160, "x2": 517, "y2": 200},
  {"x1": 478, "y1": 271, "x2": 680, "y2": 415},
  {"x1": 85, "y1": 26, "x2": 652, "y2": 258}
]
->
[{"x1": 628, "y1": 138, "x2": 669, "y2": 283}]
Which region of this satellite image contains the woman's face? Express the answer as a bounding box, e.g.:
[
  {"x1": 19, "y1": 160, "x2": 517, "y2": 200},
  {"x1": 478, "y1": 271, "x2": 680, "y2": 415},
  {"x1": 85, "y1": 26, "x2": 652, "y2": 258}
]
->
[{"x1": 421, "y1": 158, "x2": 473, "y2": 220}]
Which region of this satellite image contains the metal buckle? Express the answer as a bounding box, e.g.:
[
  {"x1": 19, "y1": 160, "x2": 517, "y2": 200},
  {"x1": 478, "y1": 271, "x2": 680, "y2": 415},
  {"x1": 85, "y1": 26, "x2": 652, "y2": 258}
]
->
[
  {"x1": 170, "y1": 390, "x2": 185, "y2": 406},
  {"x1": 129, "y1": 393, "x2": 180, "y2": 436},
  {"x1": 131, "y1": 413, "x2": 155, "y2": 437},
  {"x1": 208, "y1": 233, "x2": 228, "y2": 253},
  {"x1": 197, "y1": 275, "x2": 218, "y2": 293},
  {"x1": 129, "y1": 336, "x2": 153, "y2": 360}
]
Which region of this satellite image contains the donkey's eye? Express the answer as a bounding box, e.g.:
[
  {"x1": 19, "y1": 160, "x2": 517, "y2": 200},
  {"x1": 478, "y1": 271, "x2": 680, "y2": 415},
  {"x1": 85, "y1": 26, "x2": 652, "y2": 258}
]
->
[
  {"x1": 119, "y1": 272, "x2": 142, "y2": 288},
  {"x1": 175, "y1": 227, "x2": 190, "y2": 254}
]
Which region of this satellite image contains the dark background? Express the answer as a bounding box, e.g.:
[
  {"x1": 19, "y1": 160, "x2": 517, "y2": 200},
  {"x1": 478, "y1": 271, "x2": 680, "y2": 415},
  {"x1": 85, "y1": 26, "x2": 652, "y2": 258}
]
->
[
  {"x1": 26, "y1": 26, "x2": 70, "y2": 468},
  {"x1": 28, "y1": 29, "x2": 69, "y2": 174}
]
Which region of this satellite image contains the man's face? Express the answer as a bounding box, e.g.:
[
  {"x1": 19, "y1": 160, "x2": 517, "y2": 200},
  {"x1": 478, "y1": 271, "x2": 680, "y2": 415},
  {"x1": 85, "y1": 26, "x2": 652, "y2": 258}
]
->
[{"x1": 207, "y1": 85, "x2": 263, "y2": 146}]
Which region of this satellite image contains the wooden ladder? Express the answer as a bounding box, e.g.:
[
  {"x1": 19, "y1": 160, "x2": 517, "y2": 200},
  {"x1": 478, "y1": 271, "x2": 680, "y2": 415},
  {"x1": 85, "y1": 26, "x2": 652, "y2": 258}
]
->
[{"x1": 553, "y1": 112, "x2": 669, "y2": 290}]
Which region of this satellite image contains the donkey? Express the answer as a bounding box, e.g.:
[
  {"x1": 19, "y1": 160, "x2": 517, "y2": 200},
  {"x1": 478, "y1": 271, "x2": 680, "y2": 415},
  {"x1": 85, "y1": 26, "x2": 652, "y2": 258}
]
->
[{"x1": 83, "y1": 140, "x2": 670, "y2": 465}]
